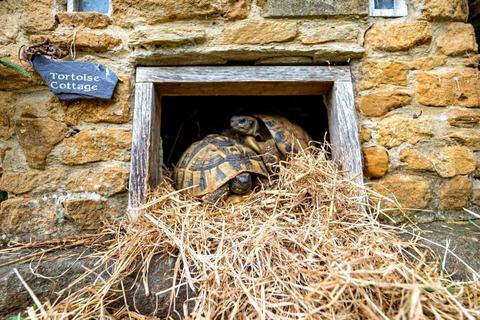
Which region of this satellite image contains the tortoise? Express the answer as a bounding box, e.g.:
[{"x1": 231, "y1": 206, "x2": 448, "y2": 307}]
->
[
  {"x1": 174, "y1": 134, "x2": 268, "y2": 203},
  {"x1": 229, "y1": 114, "x2": 312, "y2": 170}
]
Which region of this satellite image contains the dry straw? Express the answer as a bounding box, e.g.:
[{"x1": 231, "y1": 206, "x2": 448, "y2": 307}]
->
[{"x1": 9, "y1": 146, "x2": 480, "y2": 319}]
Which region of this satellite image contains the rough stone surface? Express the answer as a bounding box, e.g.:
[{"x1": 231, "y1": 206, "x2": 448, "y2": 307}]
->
[
  {"x1": 0, "y1": 63, "x2": 39, "y2": 91},
  {"x1": 448, "y1": 69, "x2": 479, "y2": 107},
  {"x1": 463, "y1": 55, "x2": 480, "y2": 68},
  {"x1": 438, "y1": 176, "x2": 472, "y2": 210},
  {"x1": 433, "y1": 146, "x2": 476, "y2": 178},
  {"x1": 256, "y1": 56, "x2": 314, "y2": 65},
  {"x1": 448, "y1": 109, "x2": 480, "y2": 128},
  {"x1": 412, "y1": 0, "x2": 469, "y2": 21},
  {"x1": 0, "y1": 147, "x2": 8, "y2": 175},
  {"x1": 472, "y1": 187, "x2": 480, "y2": 206},
  {"x1": 359, "y1": 126, "x2": 372, "y2": 143},
  {"x1": 60, "y1": 129, "x2": 132, "y2": 165},
  {"x1": 112, "y1": 0, "x2": 251, "y2": 26},
  {"x1": 408, "y1": 55, "x2": 447, "y2": 70},
  {"x1": 362, "y1": 146, "x2": 389, "y2": 178},
  {"x1": 129, "y1": 27, "x2": 207, "y2": 47},
  {"x1": 67, "y1": 167, "x2": 130, "y2": 197},
  {"x1": 357, "y1": 61, "x2": 409, "y2": 90},
  {"x1": 372, "y1": 174, "x2": 431, "y2": 209},
  {"x1": 0, "y1": 166, "x2": 129, "y2": 197},
  {"x1": 61, "y1": 78, "x2": 131, "y2": 125},
  {"x1": 0, "y1": 171, "x2": 38, "y2": 194},
  {"x1": 415, "y1": 70, "x2": 480, "y2": 107},
  {"x1": 400, "y1": 148, "x2": 434, "y2": 171},
  {"x1": 313, "y1": 45, "x2": 365, "y2": 63},
  {"x1": 447, "y1": 129, "x2": 480, "y2": 151},
  {"x1": 0, "y1": 197, "x2": 56, "y2": 235},
  {"x1": 30, "y1": 31, "x2": 122, "y2": 53},
  {"x1": 377, "y1": 116, "x2": 433, "y2": 148},
  {"x1": 436, "y1": 23, "x2": 478, "y2": 56},
  {"x1": 15, "y1": 117, "x2": 68, "y2": 170},
  {"x1": 0, "y1": 3, "x2": 19, "y2": 45},
  {"x1": 223, "y1": 20, "x2": 297, "y2": 44},
  {"x1": 56, "y1": 12, "x2": 111, "y2": 29},
  {"x1": 0, "y1": 91, "x2": 15, "y2": 140},
  {"x1": 357, "y1": 91, "x2": 411, "y2": 117},
  {"x1": 265, "y1": 0, "x2": 368, "y2": 17},
  {"x1": 415, "y1": 73, "x2": 451, "y2": 107},
  {"x1": 300, "y1": 22, "x2": 358, "y2": 44},
  {"x1": 365, "y1": 21, "x2": 432, "y2": 52},
  {"x1": 0, "y1": 169, "x2": 67, "y2": 195},
  {"x1": 64, "y1": 199, "x2": 119, "y2": 229},
  {"x1": 20, "y1": 0, "x2": 56, "y2": 32}
]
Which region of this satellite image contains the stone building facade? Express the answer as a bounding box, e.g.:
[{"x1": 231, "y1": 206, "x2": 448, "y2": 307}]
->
[{"x1": 0, "y1": 0, "x2": 479, "y2": 240}]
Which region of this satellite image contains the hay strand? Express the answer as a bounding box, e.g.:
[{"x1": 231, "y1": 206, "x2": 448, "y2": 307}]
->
[{"x1": 8, "y1": 145, "x2": 480, "y2": 319}]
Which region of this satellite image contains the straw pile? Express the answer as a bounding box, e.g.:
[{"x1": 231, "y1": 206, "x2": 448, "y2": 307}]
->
[{"x1": 18, "y1": 146, "x2": 480, "y2": 319}]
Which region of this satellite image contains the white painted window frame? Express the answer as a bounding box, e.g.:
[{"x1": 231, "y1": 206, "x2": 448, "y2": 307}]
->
[
  {"x1": 67, "y1": 0, "x2": 112, "y2": 15},
  {"x1": 369, "y1": 0, "x2": 407, "y2": 17}
]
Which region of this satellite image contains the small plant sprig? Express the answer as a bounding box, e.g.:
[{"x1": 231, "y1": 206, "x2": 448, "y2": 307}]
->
[{"x1": 0, "y1": 57, "x2": 33, "y2": 78}]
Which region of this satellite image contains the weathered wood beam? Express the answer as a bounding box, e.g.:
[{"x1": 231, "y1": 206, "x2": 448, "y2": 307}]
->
[
  {"x1": 155, "y1": 82, "x2": 331, "y2": 96},
  {"x1": 326, "y1": 81, "x2": 364, "y2": 185},
  {"x1": 128, "y1": 82, "x2": 162, "y2": 218},
  {"x1": 137, "y1": 66, "x2": 352, "y2": 83}
]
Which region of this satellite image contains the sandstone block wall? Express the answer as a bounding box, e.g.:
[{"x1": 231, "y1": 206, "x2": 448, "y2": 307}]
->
[{"x1": 0, "y1": 0, "x2": 479, "y2": 240}]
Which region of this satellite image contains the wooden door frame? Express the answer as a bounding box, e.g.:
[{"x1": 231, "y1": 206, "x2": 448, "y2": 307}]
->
[{"x1": 129, "y1": 66, "x2": 363, "y2": 219}]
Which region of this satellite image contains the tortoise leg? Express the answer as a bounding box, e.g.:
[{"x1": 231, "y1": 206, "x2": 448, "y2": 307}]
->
[
  {"x1": 243, "y1": 136, "x2": 263, "y2": 154},
  {"x1": 202, "y1": 183, "x2": 229, "y2": 204}
]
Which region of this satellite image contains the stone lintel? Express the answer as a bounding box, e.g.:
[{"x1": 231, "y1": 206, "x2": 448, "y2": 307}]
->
[{"x1": 265, "y1": 0, "x2": 368, "y2": 17}]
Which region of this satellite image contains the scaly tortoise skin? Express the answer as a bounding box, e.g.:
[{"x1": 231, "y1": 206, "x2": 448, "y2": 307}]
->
[
  {"x1": 229, "y1": 115, "x2": 312, "y2": 168},
  {"x1": 174, "y1": 134, "x2": 268, "y2": 202},
  {"x1": 256, "y1": 114, "x2": 312, "y2": 156}
]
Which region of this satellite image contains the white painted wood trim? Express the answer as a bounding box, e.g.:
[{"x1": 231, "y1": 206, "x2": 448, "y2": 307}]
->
[
  {"x1": 369, "y1": 0, "x2": 408, "y2": 17},
  {"x1": 66, "y1": 0, "x2": 78, "y2": 12},
  {"x1": 136, "y1": 66, "x2": 352, "y2": 84},
  {"x1": 67, "y1": 0, "x2": 112, "y2": 15}
]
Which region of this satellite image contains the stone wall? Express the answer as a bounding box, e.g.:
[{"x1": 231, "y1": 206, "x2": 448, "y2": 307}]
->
[{"x1": 0, "y1": 0, "x2": 479, "y2": 240}]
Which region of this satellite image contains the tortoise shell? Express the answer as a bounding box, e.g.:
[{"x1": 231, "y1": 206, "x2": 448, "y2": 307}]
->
[
  {"x1": 174, "y1": 134, "x2": 268, "y2": 197},
  {"x1": 255, "y1": 115, "x2": 312, "y2": 156}
]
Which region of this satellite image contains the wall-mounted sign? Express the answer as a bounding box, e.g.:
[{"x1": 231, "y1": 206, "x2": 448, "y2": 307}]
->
[
  {"x1": 265, "y1": 0, "x2": 368, "y2": 17},
  {"x1": 31, "y1": 54, "x2": 118, "y2": 100}
]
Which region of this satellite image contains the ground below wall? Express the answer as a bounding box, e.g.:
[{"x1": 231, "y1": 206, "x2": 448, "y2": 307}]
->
[{"x1": 1, "y1": 221, "x2": 478, "y2": 318}]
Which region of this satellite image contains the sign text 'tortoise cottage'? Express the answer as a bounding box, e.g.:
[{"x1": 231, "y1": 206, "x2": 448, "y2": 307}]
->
[{"x1": 31, "y1": 54, "x2": 119, "y2": 100}]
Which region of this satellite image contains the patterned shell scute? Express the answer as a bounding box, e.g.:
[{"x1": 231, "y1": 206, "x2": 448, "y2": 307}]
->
[
  {"x1": 255, "y1": 115, "x2": 312, "y2": 156},
  {"x1": 175, "y1": 134, "x2": 268, "y2": 197}
]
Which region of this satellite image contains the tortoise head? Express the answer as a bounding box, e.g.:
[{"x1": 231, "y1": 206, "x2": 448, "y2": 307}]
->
[
  {"x1": 229, "y1": 172, "x2": 252, "y2": 195},
  {"x1": 230, "y1": 116, "x2": 259, "y2": 136}
]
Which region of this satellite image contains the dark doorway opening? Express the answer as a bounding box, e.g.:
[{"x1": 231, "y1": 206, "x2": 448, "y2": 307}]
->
[
  {"x1": 161, "y1": 95, "x2": 329, "y2": 167},
  {"x1": 469, "y1": 1, "x2": 480, "y2": 51}
]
